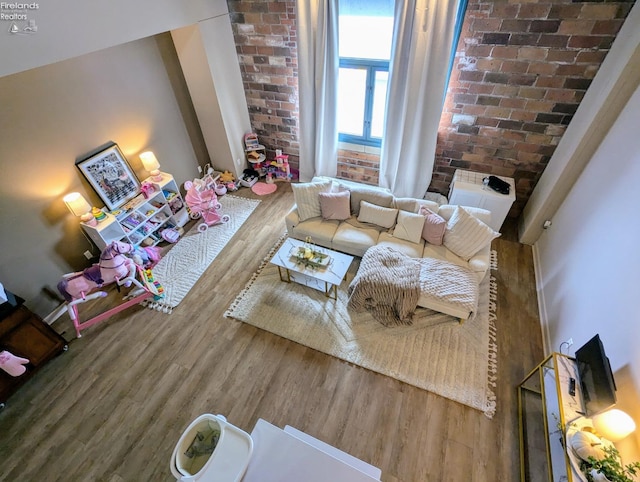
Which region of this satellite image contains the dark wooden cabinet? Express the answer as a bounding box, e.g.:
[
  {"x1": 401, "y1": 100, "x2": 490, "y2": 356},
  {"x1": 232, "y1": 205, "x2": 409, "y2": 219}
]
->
[{"x1": 0, "y1": 294, "x2": 67, "y2": 409}]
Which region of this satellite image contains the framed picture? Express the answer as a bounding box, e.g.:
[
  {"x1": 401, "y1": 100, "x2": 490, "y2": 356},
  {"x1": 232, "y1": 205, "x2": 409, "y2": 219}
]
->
[{"x1": 76, "y1": 142, "x2": 141, "y2": 211}]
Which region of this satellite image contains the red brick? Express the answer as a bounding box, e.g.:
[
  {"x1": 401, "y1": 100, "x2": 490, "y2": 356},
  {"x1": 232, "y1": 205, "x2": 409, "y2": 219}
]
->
[
  {"x1": 558, "y1": 20, "x2": 595, "y2": 35},
  {"x1": 527, "y1": 62, "x2": 558, "y2": 75},
  {"x1": 476, "y1": 58, "x2": 503, "y2": 71},
  {"x1": 501, "y1": 60, "x2": 530, "y2": 73},
  {"x1": 518, "y1": 87, "x2": 546, "y2": 99},
  {"x1": 535, "y1": 76, "x2": 565, "y2": 88},
  {"x1": 556, "y1": 64, "x2": 587, "y2": 76},
  {"x1": 592, "y1": 19, "x2": 625, "y2": 35},
  {"x1": 525, "y1": 100, "x2": 554, "y2": 112},
  {"x1": 545, "y1": 89, "x2": 578, "y2": 102},
  {"x1": 549, "y1": 4, "x2": 582, "y2": 19},
  {"x1": 473, "y1": 18, "x2": 502, "y2": 31},
  {"x1": 568, "y1": 36, "x2": 603, "y2": 49},
  {"x1": 546, "y1": 50, "x2": 578, "y2": 63},
  {"x1": 580, "y1": 4, "x2": 620, "y2": 20},
  {"x1": 510, "y1": 110, "x2": 537, "y2": 122},
  {"x1": 517, "y1": 47, "x2": 547, "y2": 61},
  {"x1": 576, "y1": 50, "x2": 607, "y2": 63},
  {"x1": 491, "y1": 4, "x2": 520, "y2": 18},
  {"x1": 491, "y1": 46, "x2": 520, "y2": 59},
  {"x1": 500, "y1": 98, "x2": 526, "y2": 109},
  {"x1": 485, "y1": 106, "x2": 512, "y2": 119},
  {"x1": 519, "y1": 4, "x2": 551, "y2": 19}
]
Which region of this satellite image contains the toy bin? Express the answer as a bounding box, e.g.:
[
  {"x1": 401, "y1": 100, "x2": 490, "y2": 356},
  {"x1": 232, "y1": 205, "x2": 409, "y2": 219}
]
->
[{"x1": 170, "y1": 414, "x2": 253, "y2": 482}]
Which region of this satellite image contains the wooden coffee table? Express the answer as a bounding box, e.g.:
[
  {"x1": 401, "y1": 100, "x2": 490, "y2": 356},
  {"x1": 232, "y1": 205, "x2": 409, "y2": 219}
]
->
[{"x1": 270, "y1": 238, "x2": 354, "y2": 299}]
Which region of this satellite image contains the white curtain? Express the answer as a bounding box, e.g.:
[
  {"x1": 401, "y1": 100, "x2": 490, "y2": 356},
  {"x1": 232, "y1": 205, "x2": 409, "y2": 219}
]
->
[
  {"x1": 379, "y1": 0, "x2": 459, "y2": 198},
  {"x1": 296, "y1": 0, "x2": 339, "y2": 182}
]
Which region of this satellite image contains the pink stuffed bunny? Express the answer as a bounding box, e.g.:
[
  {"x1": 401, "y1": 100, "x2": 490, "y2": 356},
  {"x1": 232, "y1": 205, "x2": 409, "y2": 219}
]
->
[{"x1": 0, "y1": 350, "x2": 29, "y2": 377}]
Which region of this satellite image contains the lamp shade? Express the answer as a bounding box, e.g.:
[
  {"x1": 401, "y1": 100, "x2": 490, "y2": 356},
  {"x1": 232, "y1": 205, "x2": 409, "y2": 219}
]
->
[
  {"x1": 140, "y1": 151, "x2": 160, "y2": 172},
  {"x1": 593, "y1": 409, "x2": 636, "y2": 442},
  {"x1": 63, "y1": 192, "x2": 91, "y2": 217}
]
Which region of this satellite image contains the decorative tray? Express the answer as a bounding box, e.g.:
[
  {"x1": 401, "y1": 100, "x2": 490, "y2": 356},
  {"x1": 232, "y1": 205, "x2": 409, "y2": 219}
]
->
[{"x1": 289, "y1": 246, "x2": 331, "y2": 267}]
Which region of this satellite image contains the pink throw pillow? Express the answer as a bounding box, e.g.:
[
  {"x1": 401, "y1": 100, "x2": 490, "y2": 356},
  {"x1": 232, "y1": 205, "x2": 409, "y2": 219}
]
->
[
  {"x1": 419, "y1": 206, "x2": 446, "y2": 245},
  {"x1": 319, "y1": 191, "x2": 351, "y2": 220}
]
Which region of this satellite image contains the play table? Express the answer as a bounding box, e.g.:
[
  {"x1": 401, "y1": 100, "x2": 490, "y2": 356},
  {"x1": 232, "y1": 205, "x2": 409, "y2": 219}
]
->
[{"x1": 270, "y1": 238, "x2": 353, "y2": 299}]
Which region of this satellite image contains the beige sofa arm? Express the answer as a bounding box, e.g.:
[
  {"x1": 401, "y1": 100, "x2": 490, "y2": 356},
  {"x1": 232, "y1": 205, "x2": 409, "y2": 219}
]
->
[
  {"x1": 285, "y1": 205, "x2": 300, "y2": 234},
  {"x1": 468, "y1": 247, "x2": 491, "y2": 282}
]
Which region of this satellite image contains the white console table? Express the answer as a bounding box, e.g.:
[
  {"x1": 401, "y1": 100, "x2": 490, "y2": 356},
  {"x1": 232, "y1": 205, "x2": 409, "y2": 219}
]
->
[
  {"x1": 518, "y1": 352, "x2": 585, "y2": 482},
  {"x1": 448, "y1": 169, "x2": 516, "y2": 231},
  {"x1": 243, "y1": 419, "x2": 381, "y2": 481}
]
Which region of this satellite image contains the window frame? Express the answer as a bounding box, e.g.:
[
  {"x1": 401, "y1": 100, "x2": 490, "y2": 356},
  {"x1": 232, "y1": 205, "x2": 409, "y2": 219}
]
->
[{"x1": 338, "y1": 57, "x2": 389, "y2": 148}]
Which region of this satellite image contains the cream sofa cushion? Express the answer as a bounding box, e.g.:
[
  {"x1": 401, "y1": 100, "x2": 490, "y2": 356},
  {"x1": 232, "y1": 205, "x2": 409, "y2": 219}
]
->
[
  {"x1": 290, "y1": 217, "x2": 340, "y2": 247},
  {"x1": 347, "y1": 185, "x2": 394, "y2": 216},
  {"x1": 377, "y1": 232, "x2": 424, "y2": 258},
  {"x1": 392, "y1": 210, "x2": 425, "y2": 244},
  {"x1": 357, "y1": 200, "x2": 398, "y2": 228},
  {"x1": 443, "y1": 206, "x2": 500, "y2": 261},
  {"x1": 332, "y1": 223, "x2": 381, "y2": 257},
  {"x1": 291, "y1": 180, "x2": 332, "y2": 221}
]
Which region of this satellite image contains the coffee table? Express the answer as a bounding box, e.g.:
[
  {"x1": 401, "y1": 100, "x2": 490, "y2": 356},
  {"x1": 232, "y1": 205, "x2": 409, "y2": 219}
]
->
[{"x1": 270, "y1": 238, "x2": 354, "y2": 299}]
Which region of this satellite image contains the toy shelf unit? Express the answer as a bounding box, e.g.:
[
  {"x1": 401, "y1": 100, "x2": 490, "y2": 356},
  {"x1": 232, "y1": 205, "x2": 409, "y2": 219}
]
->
[
  {"x1": 81, "y1": 173, "x2": 188, "y2": 250},
  {"x1": 245, "y1": 133, "x2": 266, "y2": 165}
]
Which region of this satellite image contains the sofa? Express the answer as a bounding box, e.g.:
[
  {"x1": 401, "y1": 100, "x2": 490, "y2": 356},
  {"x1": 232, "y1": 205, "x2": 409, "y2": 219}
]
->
[
  {"x1": 285, "y1": 177, "x2": 498, "y2": 281},
  {"x1": 284, "y1": 177, "x2": 501, "y2": 320}
]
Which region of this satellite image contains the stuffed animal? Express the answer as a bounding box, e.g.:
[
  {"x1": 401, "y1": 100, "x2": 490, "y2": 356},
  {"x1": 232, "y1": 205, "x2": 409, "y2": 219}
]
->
[
  {"x1": 0, "y1": 350, "x2": 29, "y2": 377},
  {"x1": 219, "y1": 171, "x2": 235, "y2": 183}
]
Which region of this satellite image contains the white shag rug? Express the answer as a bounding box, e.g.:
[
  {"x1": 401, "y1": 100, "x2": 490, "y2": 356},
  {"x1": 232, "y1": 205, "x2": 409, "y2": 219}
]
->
[
  {"x1": 226, "y1": 237, "x2": 499, "y2": 418},
  {"x1": 143, "y1": 195, "x2": 260, "y2": 313}
]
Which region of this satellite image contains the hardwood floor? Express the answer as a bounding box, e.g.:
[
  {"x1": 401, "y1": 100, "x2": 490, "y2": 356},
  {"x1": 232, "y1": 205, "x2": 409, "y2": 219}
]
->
[{"x1": 0, "y1": 184, "x2": 544, "y2": 481}]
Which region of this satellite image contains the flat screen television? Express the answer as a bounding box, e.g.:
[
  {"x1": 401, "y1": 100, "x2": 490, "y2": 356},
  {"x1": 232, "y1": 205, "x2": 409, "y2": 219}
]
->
[{"x1": 575, "y1": 334, "x2": 617, "y2": 417}]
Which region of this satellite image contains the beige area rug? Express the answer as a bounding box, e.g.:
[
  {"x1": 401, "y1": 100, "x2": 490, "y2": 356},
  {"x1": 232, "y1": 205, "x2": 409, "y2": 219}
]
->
[
  {"x1": 225, "y1": 236, "x2": 499, "y2": 418},
  {"x1": 142, "y1": 195, "x2": 261, "y2": 313}
]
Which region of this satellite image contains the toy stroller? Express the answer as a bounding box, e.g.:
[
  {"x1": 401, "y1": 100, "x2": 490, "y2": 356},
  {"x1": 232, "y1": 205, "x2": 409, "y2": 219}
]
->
[{"x1": 184, "y1": 173, "x2": 230, "y2": 233}]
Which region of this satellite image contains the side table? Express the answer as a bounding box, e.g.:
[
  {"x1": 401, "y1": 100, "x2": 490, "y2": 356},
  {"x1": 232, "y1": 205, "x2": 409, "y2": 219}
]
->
[{"x1": 0, "y1": 292, "x2": 68, "y2": 409}]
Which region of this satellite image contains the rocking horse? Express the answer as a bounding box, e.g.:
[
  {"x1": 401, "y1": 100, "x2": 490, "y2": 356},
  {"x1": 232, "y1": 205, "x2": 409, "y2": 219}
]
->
[{"x1": 57, "y1": 241, "x2": 163, "y2": 338}]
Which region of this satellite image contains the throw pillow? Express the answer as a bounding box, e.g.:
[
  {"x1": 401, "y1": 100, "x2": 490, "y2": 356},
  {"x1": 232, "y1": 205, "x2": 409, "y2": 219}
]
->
[
  {"x1": 444, "y1": 206, "x2": 500, "y2": 260},
  {"x1": 346, "y1": 185, "x2": 394, "y2": 216},
  {"x1": 291, "y1": 180, "x2": 332, "y2": 221},
  {"x1": 357, "y1": 200, "x2": 398, "y2": 229},
  {"x1": 419, "y1": 206, "x2": 446, "y2": 245},
  {"x1": 393, "y1": 211, "x2": 426, "y2": 244},
  {"x1": 319, "y1": 190, "x2": 351, "y2": 220}
]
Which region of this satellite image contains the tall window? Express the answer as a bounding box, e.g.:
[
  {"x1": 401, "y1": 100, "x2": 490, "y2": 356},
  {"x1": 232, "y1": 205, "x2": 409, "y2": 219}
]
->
[{"x1": 337, "y1": 0, "x2": 395, "y2": 147}]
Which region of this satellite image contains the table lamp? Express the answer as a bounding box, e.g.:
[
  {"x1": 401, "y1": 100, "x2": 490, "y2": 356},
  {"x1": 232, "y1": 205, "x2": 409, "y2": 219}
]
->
[
  {"x1": 140, "y1": 151, "x2": 162, "y2": 181},
  {"x1": 63, "y1": 192, "x2": 97, "y2": 226},
  {"x1": 593, "y1": 409, "x2": 636, "y2": 442}
]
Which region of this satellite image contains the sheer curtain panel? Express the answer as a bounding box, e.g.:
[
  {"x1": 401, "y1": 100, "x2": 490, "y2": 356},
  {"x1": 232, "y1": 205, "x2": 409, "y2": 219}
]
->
[
  {"x1": 296, "y1": 0, "x2": 340, "y2": 181},
  {"x1": 380, "y1": 0, "x2": 459, "y2": 198}
]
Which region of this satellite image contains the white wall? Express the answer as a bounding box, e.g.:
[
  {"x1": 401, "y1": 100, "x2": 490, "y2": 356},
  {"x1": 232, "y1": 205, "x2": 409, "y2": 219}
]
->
[
  {"x1": 0, "y1": 35, "x2": 205, "y2": 317},
  {"x1": 519, "y1": 2, "x2": 640, "y2": 245},
  {"x1": 533, "y1": 85, "x2": 640, "y2": 454},
  {"x1": 0, "y1": 0, "x2": 227, "y2": 77}
]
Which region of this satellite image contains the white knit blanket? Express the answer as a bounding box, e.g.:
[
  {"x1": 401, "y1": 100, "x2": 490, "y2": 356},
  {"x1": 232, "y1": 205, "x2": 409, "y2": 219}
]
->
[
  {"x1": 417, "y1": 258, "x2": 479, "y2": 317},
  {"x1": 347, "y1": 246, "x2": 421, "y2": 326}
]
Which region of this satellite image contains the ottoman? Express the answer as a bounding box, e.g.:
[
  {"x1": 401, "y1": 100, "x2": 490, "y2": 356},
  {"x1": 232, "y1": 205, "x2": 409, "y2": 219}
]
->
[{"x1": 416, "y1": 258, "x2": 480, "y2": 323}]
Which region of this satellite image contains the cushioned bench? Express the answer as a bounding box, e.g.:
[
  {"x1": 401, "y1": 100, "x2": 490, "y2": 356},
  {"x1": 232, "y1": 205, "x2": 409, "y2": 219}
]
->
[{"x1": 416, "y1": 257, "x2": 479, "y2": 322}]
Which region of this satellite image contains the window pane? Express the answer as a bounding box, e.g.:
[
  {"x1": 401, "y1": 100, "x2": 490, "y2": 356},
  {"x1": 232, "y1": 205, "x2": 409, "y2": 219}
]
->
[
  {"x1": 370, "y1": 70, "x2": 388, "y2": 138},
  {"x1": 337, "y1": 67, "x2": 367, "y2": 136},
  {"x1": 339, "y1": 0, "x2": 394, "y2": 60}
]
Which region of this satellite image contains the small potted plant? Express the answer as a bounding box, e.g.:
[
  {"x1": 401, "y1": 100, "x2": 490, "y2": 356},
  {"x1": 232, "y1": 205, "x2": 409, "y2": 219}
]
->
[{"x1": 580, "y1": 446, "x2": 640, "y2": 482}]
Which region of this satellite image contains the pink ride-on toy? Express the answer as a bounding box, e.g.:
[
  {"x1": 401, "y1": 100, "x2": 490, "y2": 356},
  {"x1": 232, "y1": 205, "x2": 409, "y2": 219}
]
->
[{"x1": 184, "y1": 174, "x2": 230, "y2": 233}]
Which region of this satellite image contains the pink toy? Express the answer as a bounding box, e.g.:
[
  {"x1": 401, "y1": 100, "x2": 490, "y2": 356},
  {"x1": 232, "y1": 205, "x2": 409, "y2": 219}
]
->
[
  {"x1": 113, "y1": 241, "x2": 161, "y2": 269},
  {"x1": 184, "y1": 176, "x2": 230, "y2": 233},
  {"x1": 57, "y1": 241, "x2": 162, "y2": 337},
  {"x1": 0, "y1": 350, "x2": 29, "y2": 377}
]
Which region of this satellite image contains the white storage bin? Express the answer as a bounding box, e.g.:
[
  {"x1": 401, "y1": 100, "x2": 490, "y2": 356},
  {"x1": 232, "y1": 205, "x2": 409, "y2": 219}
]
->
[{"x1": 170, "y1": 414, "x2": 253, "y2": 482}]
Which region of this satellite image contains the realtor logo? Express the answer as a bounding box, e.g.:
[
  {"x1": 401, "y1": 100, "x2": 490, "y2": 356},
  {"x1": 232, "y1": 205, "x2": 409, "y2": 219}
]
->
[{"x1": 8, "y1": 19, "x2": 36, "y2": 34}]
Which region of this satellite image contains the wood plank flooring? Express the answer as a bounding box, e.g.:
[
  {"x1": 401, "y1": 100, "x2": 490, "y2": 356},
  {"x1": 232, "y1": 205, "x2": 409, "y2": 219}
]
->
[{"x1": 0, "y1": 184, "x2": 544, "y2": 481}]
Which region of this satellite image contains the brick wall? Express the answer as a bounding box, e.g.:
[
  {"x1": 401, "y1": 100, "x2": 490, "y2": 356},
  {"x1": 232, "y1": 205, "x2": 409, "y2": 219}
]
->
[
  {"x1": 227, "y1": 0, "x2": 300, "y2": 168},
  {"x1": 227, "y1": 0, "x2": 633, "y2": 215},
  {"x1": 433, "y1": 0, "x2": 633, "y2": 217}
]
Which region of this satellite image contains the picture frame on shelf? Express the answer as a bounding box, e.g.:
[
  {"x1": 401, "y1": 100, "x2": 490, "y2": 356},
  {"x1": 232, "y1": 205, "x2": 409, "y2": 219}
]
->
[{"x1": 76, "y1": 142, "x2": 141, "y2": 211}]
